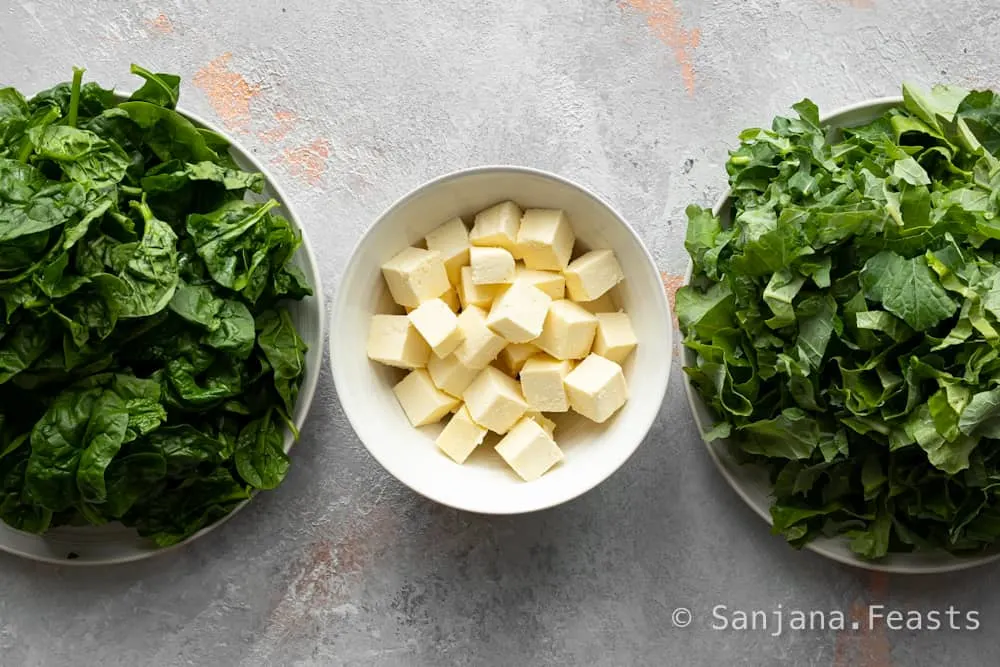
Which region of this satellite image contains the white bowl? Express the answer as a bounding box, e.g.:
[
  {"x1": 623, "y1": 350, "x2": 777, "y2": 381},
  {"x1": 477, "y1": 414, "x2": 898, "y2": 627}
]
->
[
  {"x1": 0, "y1": 105, "x2": 324, "y2": 565},
  {"x1": 331, "y1": 166, "x2": 671, "y2": 514},
  {"x1": 684, "y1": 97, "x2": 1000, "y2": 573}
]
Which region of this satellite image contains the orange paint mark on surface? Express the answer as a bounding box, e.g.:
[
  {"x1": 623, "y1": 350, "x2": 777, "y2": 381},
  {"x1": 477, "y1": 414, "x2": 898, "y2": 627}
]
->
[
  {"x1": 259, "y1": 110, "x2": 299, "y2": 143},
  {"x1": 192, "y1": 53, "x2": 261, "y2": 132},
  {"x1": 620, "y1": 0, "x2": 701, "y2": 95},
  {"x1": 833, "y1": 571, "x2": 893, "y2": 667},
  {"x1": 146, "y1": 13, "x2": 174, "y2": 34},
  {"x1": 278, "y1": 138, "x2": 331, "y2": 185},
  {"x1": 264, "y1": 504, "x2": 399, "y2": 643}
]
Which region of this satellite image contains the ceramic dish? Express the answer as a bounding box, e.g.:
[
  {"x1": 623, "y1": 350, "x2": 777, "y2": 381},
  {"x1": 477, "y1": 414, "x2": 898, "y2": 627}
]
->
[{"x1": 331, "y1": 166, "x2": 672, "y2": 514}]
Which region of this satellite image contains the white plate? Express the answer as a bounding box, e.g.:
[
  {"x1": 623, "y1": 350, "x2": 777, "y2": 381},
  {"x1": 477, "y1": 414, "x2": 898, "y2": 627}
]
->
[
  {"x1": 684, "y1": 97, "x2": 1000, "y2": 573},
  {"x1": 0, "y1": 104, "x2": 324, "y2": 565},
  {"x1": 331, "y1": 166, "x2": 672, "y2": 514}
]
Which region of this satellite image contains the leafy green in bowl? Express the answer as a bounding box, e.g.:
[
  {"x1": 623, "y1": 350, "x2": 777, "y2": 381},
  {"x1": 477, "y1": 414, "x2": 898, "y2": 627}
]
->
[
  {"x1": 0, "y1": 65, "x2": 314, "y2": 555},
  {"x1": 680, "y1": 84, "x2": 1000, "y2": 564}
]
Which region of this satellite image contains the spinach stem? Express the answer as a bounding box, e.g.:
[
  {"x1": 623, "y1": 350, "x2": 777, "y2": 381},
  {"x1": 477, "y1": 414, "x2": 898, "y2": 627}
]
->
[
  {"x1": 16, "y1": 141, "x2": 33, "y2": 162},
  {"x1": 67, "y1": 67, "x2": 85, "y2": 128}
]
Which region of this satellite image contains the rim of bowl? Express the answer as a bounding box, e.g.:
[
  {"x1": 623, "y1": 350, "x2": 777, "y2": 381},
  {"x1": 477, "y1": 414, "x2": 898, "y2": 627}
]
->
[
  {"x1": 682, "y1": 96, "x2": 1000, "y2": 573},
  {"x1": 0, "y1": 100, "x2": 325, "y2": 566},
  {"x1": 331, "y1": 164, "x2": 672, "y2": 515}
]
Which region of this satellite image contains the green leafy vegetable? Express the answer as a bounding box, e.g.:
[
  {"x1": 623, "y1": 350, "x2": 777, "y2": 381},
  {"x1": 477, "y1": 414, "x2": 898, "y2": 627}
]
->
[
  {"x1": 680, "y1": 83, "x2": 1000, "y2": 559},
  {"x1": 0, "y1": 66, "x2": 311, "y2": 547}
]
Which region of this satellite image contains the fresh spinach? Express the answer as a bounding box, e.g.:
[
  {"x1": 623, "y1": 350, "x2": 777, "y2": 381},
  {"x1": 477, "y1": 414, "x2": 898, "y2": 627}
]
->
[{"x1": 0, "y1": 66, "x2": 311, "y2": 546}]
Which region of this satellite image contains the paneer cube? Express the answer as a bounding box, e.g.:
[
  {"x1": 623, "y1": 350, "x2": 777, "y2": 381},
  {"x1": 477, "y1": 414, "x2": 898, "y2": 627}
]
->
[
  {"x1": 436, "y1": 405, "x2": 488, "y2": 464},
  {"x1": 470, "y1": 201, "x2": 522, "y2": 252},
  {"x1": 577, "y1": 291, "x2": 618, "y2": 314},
  {"x1": 470, "y1": 246, "x2": 515, "y2": 285},
  {"x1": 495, "y1": 417, "x2": 564, "y2": 481},
  {"x1": 516, "y1": 209, "x2": 575, "y2": 271},
  {"x1": 367, "y1": 314, "x2": 431, "y2": 369},
  {"x1": 564, "y1": 354, "x2": 628, "y2": 423},
  {"x1": 381, "y1": 247, "x2": 451, "y2": 308},
  {"x1": 441, "y1": 287, "x2": 461, "y2": 313},
  {"x1": 408, "y1": 298, "x2": 464, "y2": 358},
  {"x1": 463, "y1": 366, "x2": 528, "y2": 434},
  {"x1": 498, "y1": 343, "x2": 538, "y2": 376},
  {"x1": 534, "y1": 300, "x2": 598, "y2": 360},
  {"x1": 519, "y1": 354, "x2": 573, "y2": 412},
  {"x1": 593, "y1": 312, "x2": 637, "y2": 363},
  {"x1": 486, "y1": 282, "x2": 552, "y2": 343},
  {"x1": 458, "y1": 266, "x2": 497, "y2": 310},
  {"x1": 393, "y1": 369, "x2": 461, "y2": 426},
  {"x1": 454, "y1": 305, "x2": 508, "y2": 369},
  {"x1": 524, "y1": 410, "x2": 557, "y2": 438},
  {"x1": 428, "y1": 353, "x2": 480, "y2": 397},
  {"x1": 513, "y1": 267, "x2": 566, "y2": 300},
  {"x1": 425, "y1": 217, "x2": 470, "y2": 286},
  {"x1": 564, "y1": 249, "x2": 624, "y2": 302}
]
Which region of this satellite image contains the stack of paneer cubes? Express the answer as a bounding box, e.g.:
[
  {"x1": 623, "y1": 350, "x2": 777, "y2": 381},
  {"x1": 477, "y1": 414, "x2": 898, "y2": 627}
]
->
[{"x1": 367, "y1": 201, "x2": 638, "y2": 481}]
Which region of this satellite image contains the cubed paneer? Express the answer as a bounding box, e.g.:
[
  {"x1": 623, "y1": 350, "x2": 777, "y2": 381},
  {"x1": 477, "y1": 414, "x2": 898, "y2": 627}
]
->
[
  {"x1": 513, "y1": 267, "x2": 566, "y2": 300},
  {"x1": 564, "y1": 354, "x2": 628, "y2": 423},
  {"x1": 425, "y1": 217, "x2": 470, "y2": 285},
  {"x1": 486, "y1": 282, "x2": 552, "y2": 343},
  {"x1": 393, "y1": 369, "x2": 461, "y2": 426},
  {"x1": 470, "y1": 201, "x2": 522, "y2": 253},
  {"x1": 577, "y1": 291, "x2": 618, "y2": 314},
  {"x1": 436, "y1": 405, "x2": 488, "y2": 464},
  {"x1": 367, "y1": 314, "x2": 431, "y2": 369},
  {"x1": 498, "y1": 343, "x2": 538, "y2": 376},
  {"x1": 534, "y1": 300, "x2": 598, "y2": 360},
  {"x1": 428, "y1": 353, "x2": 480, "y2": 397},
  {"x1": 381, "y1": 247, "x2": 450, "y2": 308},
  {"x1": 495, "y1": 417, "x2": 564, "y2": 481},
  {"x1": 408, "y1": 298, "x2": 464, "y2": 358},
  {"x1": 458, "y1": 266, "x2": 497, "y2": 310},
  {"x1": 463, "y1": 366, "x2": 528, "y2": 434},
  {"x1": 454, "y1": 305, "x2": 508, "y2": 369},
  {"x1": 564, "y1": 249, "x2": 624, "y2": 302},
  {"x1": 593, "y1": 312, "x2": 637, "y2": 363},
  {"x1": 524, "y1": 410, "x2": 557, "y2": 438},
  {"x1": 470, "y1": 246, "x2": 515, "y2": 285},
  {"x1": 441, "y1": 287, "x2": 461, "y2": 313},
  {"x1": 520, "y1": 355, "x2": 573, "y2": 412},
  {"x1": 516, "y1": 209, "x2": 575, "y2": 271}
]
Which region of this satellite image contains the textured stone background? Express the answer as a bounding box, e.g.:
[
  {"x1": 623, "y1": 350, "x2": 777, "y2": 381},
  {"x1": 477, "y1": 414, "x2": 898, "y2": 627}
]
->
[{"x1": 2, "y1": 0, "x2": 1000, "y2": 665}]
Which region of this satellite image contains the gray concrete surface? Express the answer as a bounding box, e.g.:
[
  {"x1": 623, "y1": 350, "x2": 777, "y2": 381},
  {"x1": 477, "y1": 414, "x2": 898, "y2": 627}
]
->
[{"x1": 2, "y1": 0, "x2": 999, "y2": 665}]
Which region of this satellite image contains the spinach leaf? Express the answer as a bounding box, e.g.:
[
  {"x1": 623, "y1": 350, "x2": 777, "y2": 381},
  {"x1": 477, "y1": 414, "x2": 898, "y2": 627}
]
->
[
  {"x1": 118, "y1": 101, "x2": 219, "y2": 163},
  {"x1": 95, "y1": 198, "x2": 179, "y2": 319},
  {"x1": 124, "y1": 468, "x2": 249, "y2": 547},
  {"x1": 26, "y1": 125, "x2": 131, "y2": 187},
  {"x1": 0, "y1": 160, "x2": 86, "y2": 242},
  {"x1": 29, "y1": 79, "x2": 115, "y2": 121},
  {"x1": 0, "y1": 88, "x2": 29, "y2": 148},
  {"x1": 256, "y1": 308, "x2": 308, "y2": 415},
  {"x1": 142, "y1": 160, "x2": 264, "y2": 194},
  {"x1": 234, "y1": 410, "x2": 290, "y2": 490},
  {"x1": 103, "y1": 451, "x2": 166, "y2": 518},
  {"x1": 186, "y1": 199, "x2": 285, "y2": 301},
  {"x1": 127, "y1": 64, "x2": 180, "y2": 109}
]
